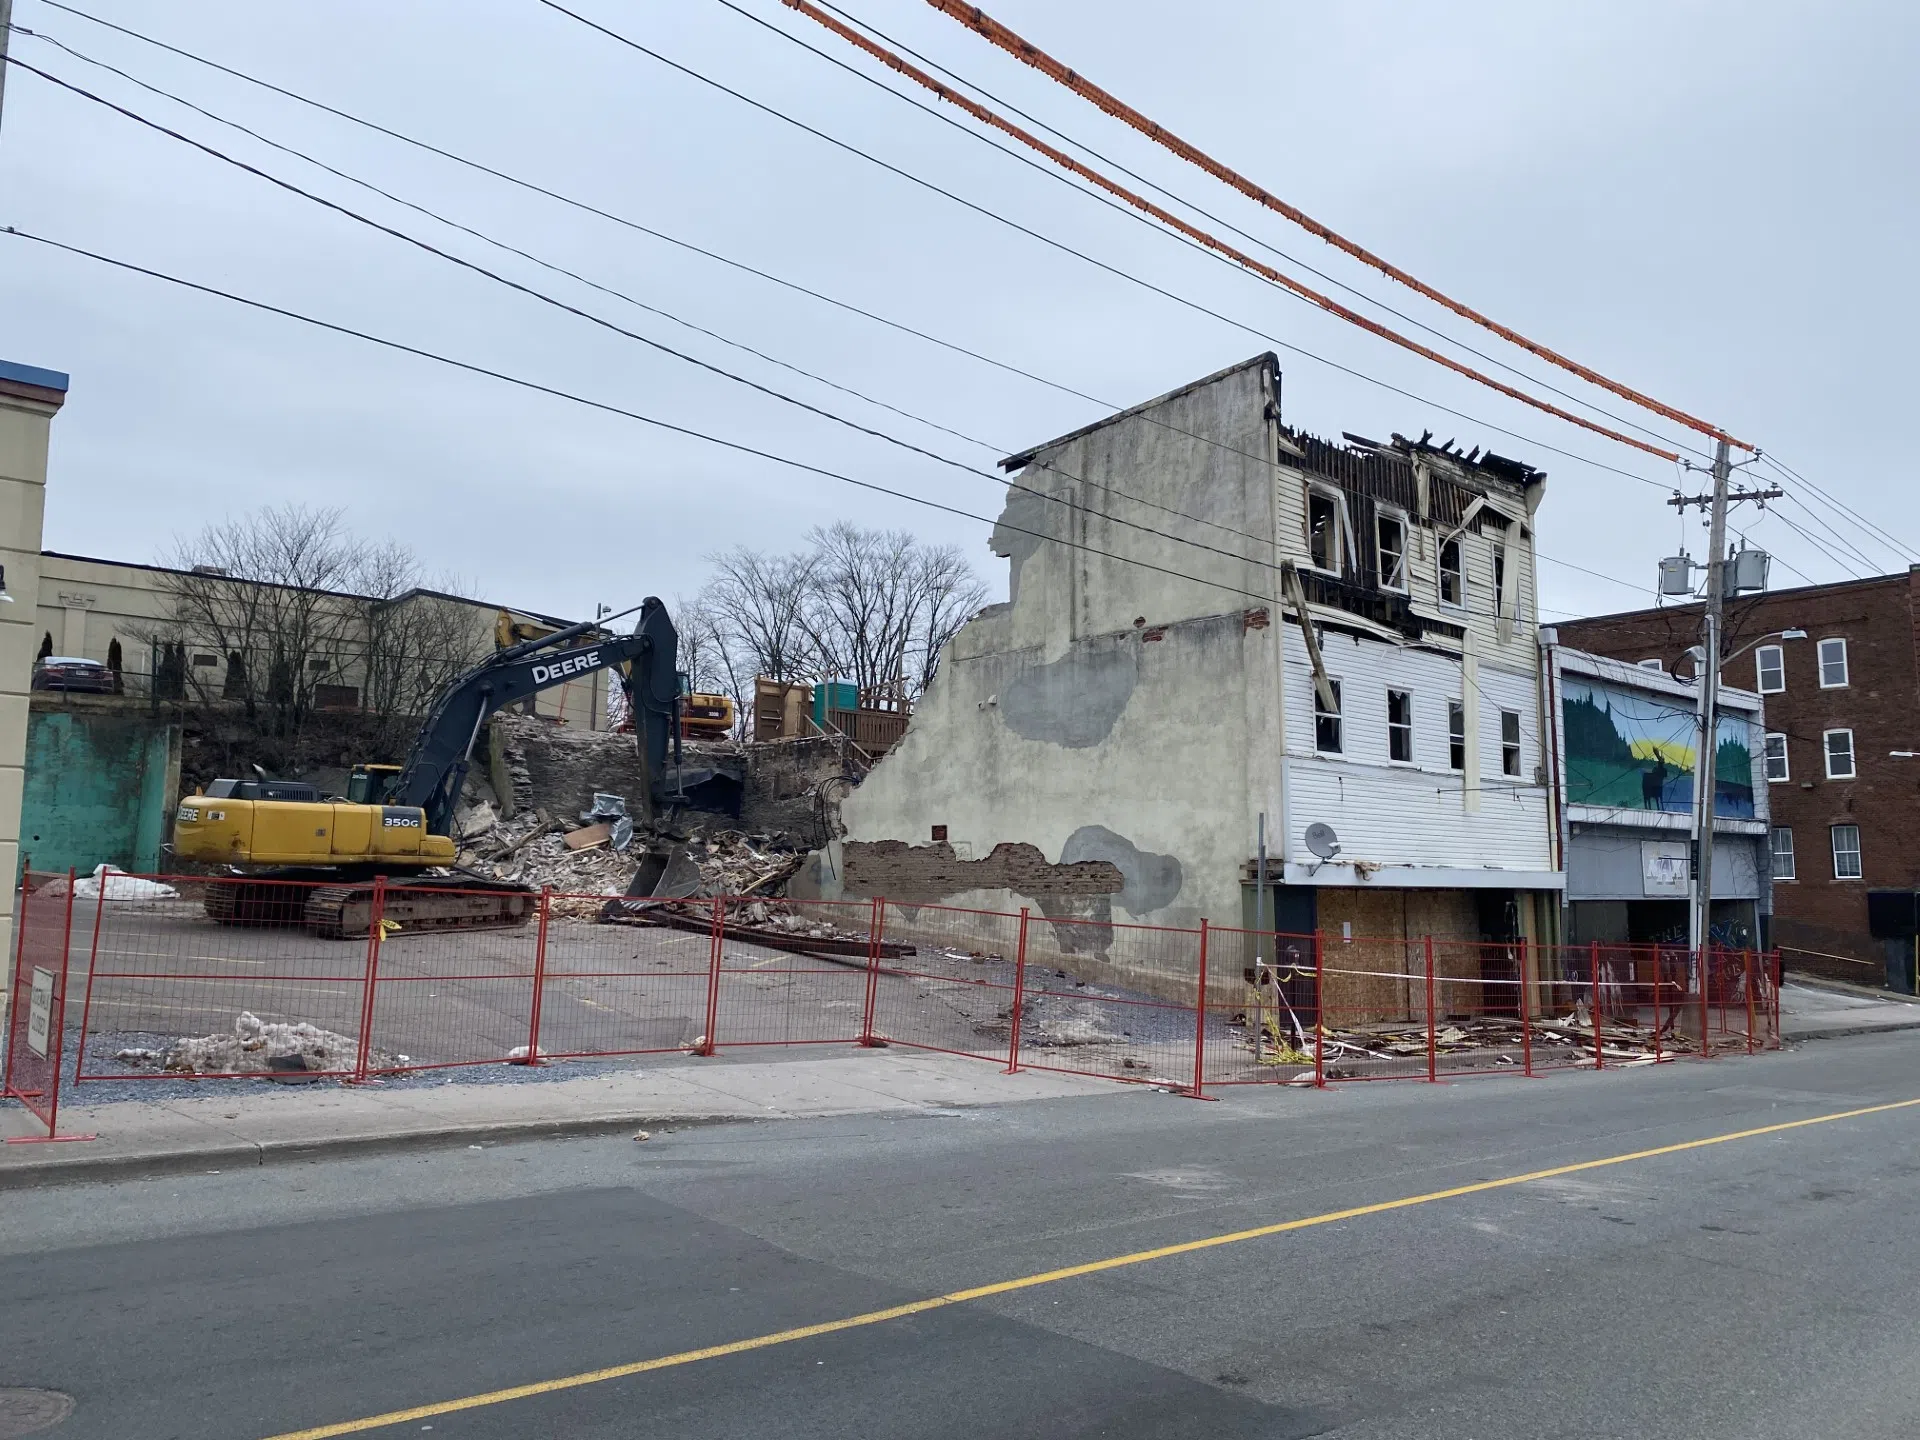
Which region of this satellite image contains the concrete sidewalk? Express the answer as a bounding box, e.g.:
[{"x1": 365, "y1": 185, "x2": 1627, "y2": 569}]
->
[
  {"x1": 0, "y1": 1052, "x2": 1120, "y2": 1187},
  {"x1": 1780, "y1": 978, "x2": 1920, "y2": 1042}
]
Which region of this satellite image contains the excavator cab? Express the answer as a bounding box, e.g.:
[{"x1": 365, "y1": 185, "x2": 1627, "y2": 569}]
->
[{"x1": 345, "y1": 763, "x2": 402, "y2": 806}]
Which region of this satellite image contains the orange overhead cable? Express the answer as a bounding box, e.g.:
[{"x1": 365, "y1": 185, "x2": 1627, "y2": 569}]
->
[
  {"x1": 917, "y1": 0, "x2": 1748, "y2": 454},
  {"x1": 777, "y1": 0, "x2": 1680, "y2": 464}
]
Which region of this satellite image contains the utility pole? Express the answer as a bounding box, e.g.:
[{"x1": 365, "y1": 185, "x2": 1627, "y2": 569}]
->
[
  {"x1": 1669, "y1": 458, "x2": 1782, "y2": 960},
  {"x1": 0, "y1": 0, "x2": 14, "y2": 149},
  {"x1": 1691, "y1": 439, "x2": 1732, "y2": 958}
]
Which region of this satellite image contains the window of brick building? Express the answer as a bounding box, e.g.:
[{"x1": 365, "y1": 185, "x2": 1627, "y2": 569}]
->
[
  {"x1": 1831, "y1": 824, "x2": 1862, "y2": 881},
  {"x1": 1771, "y1": 827, "x2": 1796, "y2": 881},
  {"x1": 1755, "y1": 644, "x2": 1785, "y2": 694},
  {"x1": 1387, "y1": 688, "x2": 1413, "y2": 762},
  {"x1": 1764, "y1": 733, "x2": 1789, "y2": 782},
  {"x1": 1638, "y1": 658, "x2": 1664, "y2": 672},
  {"x1": 1315, "y1": 679, "x2": 1343, "y2": 754},
  {"x1": 1824, "y1": 728, "x2": 1855, "y2": 780},
  {"x1": 1818, "y1": 637, "x2": 1849, "y2": 689}
]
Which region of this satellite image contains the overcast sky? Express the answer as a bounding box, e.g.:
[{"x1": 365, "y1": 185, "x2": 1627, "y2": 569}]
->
[{"x1": 3, "y1": 0, "x2": 1915, "y2": 625}]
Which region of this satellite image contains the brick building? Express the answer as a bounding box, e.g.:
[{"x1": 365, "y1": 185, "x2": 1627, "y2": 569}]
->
[{"x1": 1557, "y1": 569, "x2": 1920, "y2": 987}]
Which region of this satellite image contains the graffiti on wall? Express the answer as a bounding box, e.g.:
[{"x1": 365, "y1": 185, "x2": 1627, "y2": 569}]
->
[{"x1": 1562, "y1": 677, "x2": 1754, "y2": 819}]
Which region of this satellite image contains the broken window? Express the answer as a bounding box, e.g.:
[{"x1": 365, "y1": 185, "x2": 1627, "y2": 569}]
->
[
  {"x1": 1387, "y1": 688, "x2": 1413, "y2": 762},
  {"x1": 1447, "y1": 699, "x2": 1465, "y2": 770},
  {"x1": 1377, "y1": 513, "x2": 1407, "y2": 592},
  {"x1": 1315, "y1": 678, "x2": 1343, "y2": 754},
  {"x1": 1492, "y1": 542, "x2": 1507, "y2": 618},
  {"x1": 1308, "y1": 491, "x2": 1339, "y2": 573},
  {"x1": 1439, "y1": 537, "x2": 1464, "y2": 607},
  {"x1": 1500, "y1": 710, "x2": 1522, "y2": 777}
]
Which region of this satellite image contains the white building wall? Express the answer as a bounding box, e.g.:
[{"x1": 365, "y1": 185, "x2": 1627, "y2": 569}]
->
[{"x1": 1281, "y1": 625, "x2": 1553, "y2": 876}]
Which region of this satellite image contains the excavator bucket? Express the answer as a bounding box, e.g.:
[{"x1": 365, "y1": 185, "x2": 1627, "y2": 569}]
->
[
  {"x1": 599, "y1": 845, "x2": 702, "y2": 924},
  {"x1": 617, "y1": 845, "x2": 704, "y2": 903}
]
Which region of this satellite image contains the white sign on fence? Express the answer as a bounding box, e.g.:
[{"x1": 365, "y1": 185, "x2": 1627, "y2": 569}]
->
[{"x1": 27, "y1": 966, "x2": 54, "y2": 1059}]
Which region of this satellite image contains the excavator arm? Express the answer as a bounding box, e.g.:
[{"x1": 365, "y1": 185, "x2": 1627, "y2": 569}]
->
[{"x1": 385, "y1": 596, "x2": 682, "y2": 835}]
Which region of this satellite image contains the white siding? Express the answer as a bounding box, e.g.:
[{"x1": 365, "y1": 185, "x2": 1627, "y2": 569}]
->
[{"x1": 1282, "y1": 624, "x2": 1552, "y2": 872}]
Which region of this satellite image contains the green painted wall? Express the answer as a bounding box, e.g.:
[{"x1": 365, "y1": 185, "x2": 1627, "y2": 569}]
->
[{"x1": 20, "y1": 709, "x2": 182, "y2": 877}]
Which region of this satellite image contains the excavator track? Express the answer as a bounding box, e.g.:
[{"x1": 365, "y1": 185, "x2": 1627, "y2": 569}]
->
[
  {"x1": 304, "y1": 877, "x2": 537, "y2": 941},
  {"x1": 204, "y1": 878, "x2": 317, "y2": 928}
]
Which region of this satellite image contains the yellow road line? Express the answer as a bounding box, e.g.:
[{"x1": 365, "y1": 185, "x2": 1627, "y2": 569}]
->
[{"x1": 261, "y1": 1095, "x2": 1920, "y2": 1440}]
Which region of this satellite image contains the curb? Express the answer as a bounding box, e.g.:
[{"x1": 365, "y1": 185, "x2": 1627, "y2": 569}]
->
[
  {"x1": 0, "y1": 1111, "x2": 747, "y2": 1191},
  {"x1": 1785, "y1": 1019, "x2": 1920, "y2": 1045}
]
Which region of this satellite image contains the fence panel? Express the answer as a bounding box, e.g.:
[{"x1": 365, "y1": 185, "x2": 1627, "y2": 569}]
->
[
  {"x1": 868, "y1": 903, "x2": 1026, "y2": 1064},
  {"x1": 1009, "y1": 917, "x2": 1199, "y2": 1088},
  {"x1": 536, "y1": 894, "x2": 716, "y2": 1059},
  {"x1": 363, "y1": 882, "x2": 540, "y2": 1073},
  {"x1": 1314, "y1": 933, "x2": 1433, "y2": 1081},
  {"x1": 4, "y1": 872, "x2": 77, "y2": 1133},
  {"x1": 74, "y1": 874, "x2": 368, "y2": 1081},
  {"x1": 707, "y1": 897, "x2": 875, "y2": 1051},
  {"x1": 1200, "y1": 926, "x2": 1319, "y2": 1088}
]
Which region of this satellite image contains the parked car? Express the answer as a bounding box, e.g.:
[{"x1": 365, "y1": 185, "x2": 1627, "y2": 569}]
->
[{"x1": 31, "y1": 656, "x2": 117, "y2": 693}]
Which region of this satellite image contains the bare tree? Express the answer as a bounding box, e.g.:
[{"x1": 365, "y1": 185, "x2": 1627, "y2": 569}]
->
[
  {"x1": 701, "y1": 546, "x2": 819, "y2": 684},
  {"x1": 359, "y1": 544, "x2": 492, "y2": 750},
  {"x1": 158, "y1": 505, "x2": 373, "y2": 734},
  {"x1": 695, "y1": 525, "x2": 986, "y2": 715},
  {"x1": 906, "y1": 541, "x2": 988, "y2": 698}
]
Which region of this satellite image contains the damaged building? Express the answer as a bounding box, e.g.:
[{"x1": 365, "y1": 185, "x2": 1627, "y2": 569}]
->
[{"x1": 799, "y1": 354, "x2": 1561, "y2": 1005}]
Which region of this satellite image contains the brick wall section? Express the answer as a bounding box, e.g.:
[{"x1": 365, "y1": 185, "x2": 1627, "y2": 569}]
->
[{"x1": 1557, "y1": 568, "x2": 1920, "y2": 981}]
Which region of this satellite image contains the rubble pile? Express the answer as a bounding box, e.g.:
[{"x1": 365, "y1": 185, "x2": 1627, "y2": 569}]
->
[
  {"x1": 113, "y1": 1010, "x2": 406, "y2": 1075},
  {"x1": 1232, "y1": 1002, "x2": 1696, "y2": 1075},
  {"x1": 454, "y1": 799, "x2": 807, "y2": 912}
]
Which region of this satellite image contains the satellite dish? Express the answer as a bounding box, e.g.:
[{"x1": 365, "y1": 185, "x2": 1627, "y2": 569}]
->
[{"x1": 1304, "y1": 823, "x2": 1341, "y2": 861}]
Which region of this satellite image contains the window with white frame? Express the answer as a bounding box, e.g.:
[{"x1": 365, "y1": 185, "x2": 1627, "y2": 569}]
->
[
  {"x1": 1771, "y1": 827, "x2": 1796, "y2": 881},
  {"x1": 1447, "y1": 699, "x2": 1465, "y2": 770},
  {"x1": 1387, "y1": 688, "x2": 1413, "y2": 762},
  {"x1": 1818, "y1": 637, "x2": 1848, "y2": 688},
  {"x1": 1763, "y1": 733, "x2": 1789, "y2": 782},
  {"x1": 1831, "y1": 824, "x2": 1863, "y2": 880},
  {"x1": 1500, "y1": 710, "x2": 1522, "y2": 777},
  {"x1": 1376, "y1": 512, "x2": 1408, "y2": 592},
  {"x1": 1492, "y1": 541, "x2": 1508, "y2": 619},
  {"x1": 1314, "y1": 678, "x2": 1343, "y2": 754},
  {"x1": 1438, "y1": 537, "x2": 1464, "y2": 607},
  {"x1": 1824, "y1": 728, "x2": 1856, "y2": 779},
  {"x1": 1755, "y1": 644, "x2": 1785, "y2": 694},
  {"x1": 1307, "y1": 489, "x2": 1345, "y2": 575},
  {"x1": 1638, "y1": 658, "x2": 1665, "y2": 672}
]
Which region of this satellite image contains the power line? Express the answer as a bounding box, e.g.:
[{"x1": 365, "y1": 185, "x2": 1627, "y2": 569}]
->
[
  {"x1": 541, "y1": 0, "x2": 1679, "y2": 463},
  {"x1": 1758, "y1": 452, "x2": 1916, "y2": 569},
  {"x1": 8, "y1": 50, "x2": 1650, "y2": 619},
  {"x1": 913, "y1": 0, "x2": 1749, "y2": 451},
  {"x1": 5, "y1": 227, "x2": 1534, "y2": 726},
  {"x1": 20, "y1": 2, "x2": 1675, "y2": 495},
  {"x1": 710, "y1": 0, "x2": 1703, "y2": 464}
]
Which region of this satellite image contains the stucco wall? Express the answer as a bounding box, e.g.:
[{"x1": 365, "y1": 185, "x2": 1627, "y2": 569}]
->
[{"x1": 0, "y1": 362, "x2": 64, "y2": 991}]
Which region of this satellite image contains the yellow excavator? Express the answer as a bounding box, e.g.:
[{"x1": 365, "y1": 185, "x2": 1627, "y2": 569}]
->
[{"x1": 172, "y1": 598, "x2": 717, "y2": 938}]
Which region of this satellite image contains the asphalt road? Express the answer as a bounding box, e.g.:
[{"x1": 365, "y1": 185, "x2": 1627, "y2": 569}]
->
[{"x1": 6, "y1": 1033, "x2": 1920, "y2": 1439}]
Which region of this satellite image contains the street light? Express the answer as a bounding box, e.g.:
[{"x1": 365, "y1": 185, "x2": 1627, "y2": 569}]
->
[{"x1": 1678, "y1": 628, "x2": 1807, "y2": 680}]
